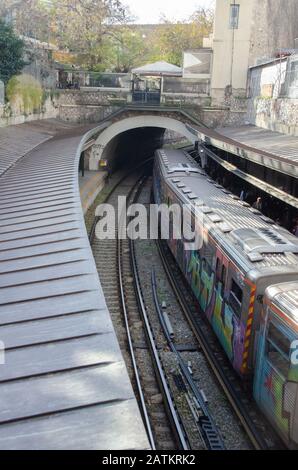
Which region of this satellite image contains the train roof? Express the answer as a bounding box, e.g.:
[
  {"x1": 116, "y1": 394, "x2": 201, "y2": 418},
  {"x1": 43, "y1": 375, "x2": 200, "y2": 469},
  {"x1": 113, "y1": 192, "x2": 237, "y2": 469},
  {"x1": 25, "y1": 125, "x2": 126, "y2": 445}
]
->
[
  {"x1": 265, "y1": 282, "x2": 298, "y2": 327},
  {"x1": 155, "y1": 148, "x2": 298, "y2": 276}
]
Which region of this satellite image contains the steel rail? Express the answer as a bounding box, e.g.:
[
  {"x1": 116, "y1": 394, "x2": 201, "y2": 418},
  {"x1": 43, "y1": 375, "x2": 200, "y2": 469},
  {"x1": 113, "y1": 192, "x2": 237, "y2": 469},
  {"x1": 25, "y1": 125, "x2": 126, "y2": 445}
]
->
[
  {"x1": 89, "y1": 164, "x2": 188, "y2": 449},
  {"x1": 127, "y1": 183, "x2": 189, "y2": 450},
  {"x1": 151, "y1": 269, "x2": 225, "y2": 450},
  {"x1": 117, "y1": 177, "x2": 156, "y2": 449},
  {"x1": 88, "y1": 156, "x2": 153, "y2": 244},
  {"x1": 129, "y1": 238, "x2": 189, "y2": 450},
  {"x1": 89, "y1": 162, "x2": 155, "y2": 447}
]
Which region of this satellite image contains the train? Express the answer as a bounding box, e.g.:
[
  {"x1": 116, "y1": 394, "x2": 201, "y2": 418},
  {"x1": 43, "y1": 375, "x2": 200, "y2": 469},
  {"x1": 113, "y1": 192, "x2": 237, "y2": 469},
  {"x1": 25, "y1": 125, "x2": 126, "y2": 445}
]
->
[{"x1": 153, "y1": 147, "x2": 298, "y2": 448}]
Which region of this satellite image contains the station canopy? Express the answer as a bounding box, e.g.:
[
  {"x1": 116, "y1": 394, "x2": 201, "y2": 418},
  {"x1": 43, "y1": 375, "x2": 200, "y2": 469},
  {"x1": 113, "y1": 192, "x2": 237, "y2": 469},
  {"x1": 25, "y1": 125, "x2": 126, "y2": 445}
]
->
[{"x1": 131, "y1": 61, "x2": 182, "y2": 77}]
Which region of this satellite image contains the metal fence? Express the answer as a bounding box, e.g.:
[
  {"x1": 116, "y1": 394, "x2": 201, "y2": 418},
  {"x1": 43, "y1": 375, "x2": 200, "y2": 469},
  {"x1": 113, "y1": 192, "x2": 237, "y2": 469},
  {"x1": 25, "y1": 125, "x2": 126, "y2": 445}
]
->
[
  {"x1": 162, "y1": 77, "x2": 210, "y2": 95},
  {"x1": 56, "y1": 70, "x2": 131, "y2": 89}
]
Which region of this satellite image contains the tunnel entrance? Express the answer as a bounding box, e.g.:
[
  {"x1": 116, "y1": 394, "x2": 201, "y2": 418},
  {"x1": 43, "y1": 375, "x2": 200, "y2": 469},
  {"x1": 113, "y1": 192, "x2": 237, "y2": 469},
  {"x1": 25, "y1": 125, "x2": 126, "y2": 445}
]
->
[
  {"x1": 101, "y1": 127, "x2": 165, "y2": 171},
  {"x1": 89, "y1": 114, "x2": 197, "y2": 171}
]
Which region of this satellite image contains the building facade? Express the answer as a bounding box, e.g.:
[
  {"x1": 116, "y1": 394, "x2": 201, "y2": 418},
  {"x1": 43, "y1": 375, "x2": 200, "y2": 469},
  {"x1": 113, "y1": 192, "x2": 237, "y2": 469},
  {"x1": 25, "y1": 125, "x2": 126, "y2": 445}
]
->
[{"x1": 210, "y1": 0, "x2": 298, "y2": 105}]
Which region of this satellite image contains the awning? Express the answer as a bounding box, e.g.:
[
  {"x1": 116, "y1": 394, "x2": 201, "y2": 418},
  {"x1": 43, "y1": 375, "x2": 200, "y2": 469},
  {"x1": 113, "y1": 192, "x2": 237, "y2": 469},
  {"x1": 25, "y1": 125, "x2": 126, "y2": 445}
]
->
[{"x1": 132, "y1": 61, "x2": 182, "y2": 77}]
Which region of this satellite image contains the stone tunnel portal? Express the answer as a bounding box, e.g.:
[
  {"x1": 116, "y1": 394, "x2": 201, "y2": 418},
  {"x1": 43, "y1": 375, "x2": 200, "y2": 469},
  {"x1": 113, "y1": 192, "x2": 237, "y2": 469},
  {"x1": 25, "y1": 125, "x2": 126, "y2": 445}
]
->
[
  {"x1": 101, "y1": 127, "x2": 165, "y2": 171},
  {"x1": 89, "y1": 115, "x2": 197, "y2": 171}
]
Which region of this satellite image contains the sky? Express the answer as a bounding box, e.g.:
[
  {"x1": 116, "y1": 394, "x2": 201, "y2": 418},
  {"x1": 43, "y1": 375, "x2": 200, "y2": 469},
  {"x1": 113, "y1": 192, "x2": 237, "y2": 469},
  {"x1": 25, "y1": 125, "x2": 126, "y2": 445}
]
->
[{"x1": 124, "y1": 0, "x2": 215, "y2": 24}]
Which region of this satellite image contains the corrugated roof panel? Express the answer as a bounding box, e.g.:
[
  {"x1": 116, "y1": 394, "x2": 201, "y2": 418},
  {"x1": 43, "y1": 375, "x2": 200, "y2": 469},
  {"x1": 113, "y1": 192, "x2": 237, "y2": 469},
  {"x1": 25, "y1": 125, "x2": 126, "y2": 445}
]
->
[{"x1": 0, "y1": 123, "x2": 149, "y2": 449}]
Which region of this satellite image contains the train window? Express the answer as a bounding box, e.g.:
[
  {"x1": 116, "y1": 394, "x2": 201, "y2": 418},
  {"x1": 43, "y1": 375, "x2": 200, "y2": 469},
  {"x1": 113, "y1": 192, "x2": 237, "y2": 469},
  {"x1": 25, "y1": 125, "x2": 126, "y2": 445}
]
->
[
  {"x1": 183, "y1": 212, "x2": 196, "y2": 243},
  {"x1": 231, "y1": 279, "x2": 243, "y2": 303},
  {"x1": 228, "y1": 278, "x2": 243, "y2": 318},
  {"x1": 169, "y1": 211, "x2": 173, "y2": 239},
  {"x1": 202, "y1": 258, "x2": 212, "y2": 277},
  {"x1": 266, "y1": 322, "x2": 290, "y2": 378},
  {"x1": 267, "y1": 343, "x2": 290, "y2": 378},
  {"x1": 221, "y1": 265, "x2": 226, "y2": 287},
  {"x1": 216, "y1": 258, "x2": 221, "y2": 279},
  {"x1": 268, "y1": 322, "x2": 290, "y2": 358},
  {"x1": 219, "y1": 264, "x2": 226, "y2": 297}
]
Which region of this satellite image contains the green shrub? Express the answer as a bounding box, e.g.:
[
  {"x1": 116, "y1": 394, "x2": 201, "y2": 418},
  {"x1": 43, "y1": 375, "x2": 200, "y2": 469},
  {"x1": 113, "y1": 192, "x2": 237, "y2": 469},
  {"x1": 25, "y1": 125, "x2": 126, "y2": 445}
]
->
[{"x1": 6, "y1": 74, "x2": 43, "y2": 114}]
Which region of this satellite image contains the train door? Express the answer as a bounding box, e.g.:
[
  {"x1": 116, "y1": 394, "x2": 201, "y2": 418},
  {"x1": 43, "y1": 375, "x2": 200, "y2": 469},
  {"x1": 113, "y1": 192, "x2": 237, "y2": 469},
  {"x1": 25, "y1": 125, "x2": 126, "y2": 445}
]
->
[
  {"x1": 211, "y1": 252, "x2": 235, "y2": 363},
  {"x1": 197, "y1": 236, "x2": 215, "y2": 313},
  {"x1": 223, "y1": 266, "x2": 247, "y2": 372},
  {"x1": 254, "y1": 310, "x2": 298, "y2": 447}
]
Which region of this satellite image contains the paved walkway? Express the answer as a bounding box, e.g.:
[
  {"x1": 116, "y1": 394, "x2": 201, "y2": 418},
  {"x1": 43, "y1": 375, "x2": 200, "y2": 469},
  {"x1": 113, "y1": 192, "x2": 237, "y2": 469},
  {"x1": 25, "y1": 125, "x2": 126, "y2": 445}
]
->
[
  {"x1": 79, "y1": 170, "x2": 107, "y2": 214},
  {"x1": 0, "y1": 121, "x2": 149, "y2": 449}
]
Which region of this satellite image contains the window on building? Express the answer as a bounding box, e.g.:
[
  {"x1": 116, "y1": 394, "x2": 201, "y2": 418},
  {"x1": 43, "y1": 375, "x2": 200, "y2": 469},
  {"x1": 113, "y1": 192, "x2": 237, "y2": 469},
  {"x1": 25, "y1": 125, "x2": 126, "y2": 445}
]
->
[{"x1": 229, "y1": 4, "x2": 240, "y2": 29}]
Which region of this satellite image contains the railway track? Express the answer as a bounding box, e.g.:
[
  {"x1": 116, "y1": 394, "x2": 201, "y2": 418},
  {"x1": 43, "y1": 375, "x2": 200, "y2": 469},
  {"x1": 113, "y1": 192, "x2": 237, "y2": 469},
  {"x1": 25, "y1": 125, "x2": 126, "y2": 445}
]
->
[
  {"x1": 88, "y1": 164, "x2": 282, "y2": 450},
  {"x1": 134, "y1": 179, "x2": 247, "y2": 449},
  {"x1": 89, "y1": 167, "x2": 188, "y2": 450},
  {"x1": 151, "y1": 269, "x2": 225, "y2": 450},
  {"x1": 156, "y1": 237, "x2": 285, "y2": 450}
]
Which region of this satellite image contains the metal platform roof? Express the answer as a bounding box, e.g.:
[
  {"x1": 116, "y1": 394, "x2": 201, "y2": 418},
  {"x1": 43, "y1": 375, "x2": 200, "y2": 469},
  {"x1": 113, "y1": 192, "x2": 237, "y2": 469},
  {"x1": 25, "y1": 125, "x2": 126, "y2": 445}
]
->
[
  {"x1": 192, "y1": 124, "x2": 298, "y2": 179},
  {"x1": 0, "y1": 119, "x2": 78, "y2": 177},
  {"x1": 0, "y1": 123, "x2": 149, "y2": 449}
]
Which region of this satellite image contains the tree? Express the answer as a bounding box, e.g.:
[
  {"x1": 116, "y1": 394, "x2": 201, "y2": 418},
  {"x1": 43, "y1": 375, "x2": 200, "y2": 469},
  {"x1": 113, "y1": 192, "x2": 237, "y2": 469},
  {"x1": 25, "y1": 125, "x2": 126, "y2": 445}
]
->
[
  {"x1": 190, "y1": 7, "x2": 214, "y2": 42},
  {"x1": 147, "y1": 8, "x2": 214, "y2": 66},
  {"x1": 103, "y1": 27, "x2": 150, "y2": 72},
  {"x1": 0, "y1": 19, "x2": 26, "y2": 84},
  {"x1": 52, "y1": 0, "x2": 131, "y2": 69},
  {"x1": 0, "y1": 1, "x2": 52, "y2": 42},
  {"x1": 0, "y1": 0, "x2": 132, "y2": 70},
  {"x1": 0, "y1": 2, "x2": 214, "y2": 72}
]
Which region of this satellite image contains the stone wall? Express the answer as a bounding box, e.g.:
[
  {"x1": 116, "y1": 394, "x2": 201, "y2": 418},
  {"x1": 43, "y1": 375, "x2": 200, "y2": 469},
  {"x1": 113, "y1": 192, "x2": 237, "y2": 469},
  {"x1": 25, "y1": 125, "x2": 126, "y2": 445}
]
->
[
  {"x1": 0, "y1": 94, "x2": 58, "y2": 127},
  {"x1": 199, "y1": 108, "x2": 247, "y2": 128},
  {"x1": 57, "y1": 89, "x2": 129, "y2": 123},
  {"x1": 59, "y1": 104, "x2": 122, "y2": 123},
  {"x1": 22, "y1": 38, "x2": 57, "y2": 90},
  {"x1": 246, "y1": 56, "x2": 298, "y2": 135},
  {"x1": 183, "y1": 102, "x2": 247, "y2": 128},
  {"x1": 56, "y1": 88, "x2": 250, "y2": 128},
  {"x1": 161, "y1": 93, "x2": 211, "y2": 107},
  {"x1": 249, "y1": 0, "x2": 298, "y2": 66},
  {"x1": 58, "y1": 89, "x2": 130, "y2": 106},
  {"x1": 247, "y1": 97, "x2": 298, "y2": 135},
  {"x1": 0, "y1": 37, "x2": 59, "y2": 127}
]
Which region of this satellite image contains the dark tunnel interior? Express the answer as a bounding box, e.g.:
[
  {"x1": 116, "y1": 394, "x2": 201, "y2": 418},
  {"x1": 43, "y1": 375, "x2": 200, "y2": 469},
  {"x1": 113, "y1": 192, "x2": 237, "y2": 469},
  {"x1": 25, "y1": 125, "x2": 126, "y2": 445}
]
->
[{"x1": 101, "y1": 127, "x2": 166, "y2": 171}]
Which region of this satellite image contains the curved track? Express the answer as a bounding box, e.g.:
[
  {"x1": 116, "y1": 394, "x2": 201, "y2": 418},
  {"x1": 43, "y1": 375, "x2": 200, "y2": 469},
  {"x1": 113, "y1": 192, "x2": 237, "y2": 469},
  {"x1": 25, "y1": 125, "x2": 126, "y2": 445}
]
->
[{"x1": 90, "y1": 166, "x2": 188, "y2": 449}]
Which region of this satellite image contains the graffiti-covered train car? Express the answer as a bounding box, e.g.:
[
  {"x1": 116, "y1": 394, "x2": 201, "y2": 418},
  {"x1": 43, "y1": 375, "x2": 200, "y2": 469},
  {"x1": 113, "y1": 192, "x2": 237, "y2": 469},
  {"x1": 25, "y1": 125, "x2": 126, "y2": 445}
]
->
[
  {"x1": 254, "y1": 282, "x2": 298, "y2": 448},
  {"x1": 153, "y1": 148, "x2": 298, "y2": 380}
]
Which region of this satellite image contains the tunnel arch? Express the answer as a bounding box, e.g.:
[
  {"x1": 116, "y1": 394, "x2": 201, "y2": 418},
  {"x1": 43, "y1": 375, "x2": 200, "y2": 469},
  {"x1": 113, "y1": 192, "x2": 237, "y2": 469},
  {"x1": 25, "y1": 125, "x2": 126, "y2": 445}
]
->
[{"x1": 89, "y1": 115, "x2": 196, "y2": 170}]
